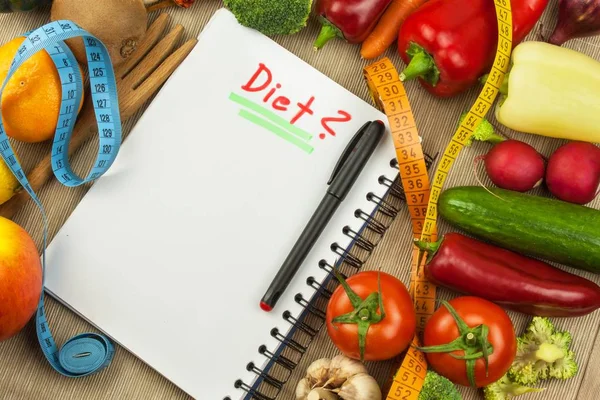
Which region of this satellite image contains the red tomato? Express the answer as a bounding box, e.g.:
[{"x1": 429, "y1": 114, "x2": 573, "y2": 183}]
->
[
  {"x1": 326, "y1": 271, "x2": 416, "y2": 361},
  {"x1": 422, "y1": 296, "x2": 517, "y2": 387}
]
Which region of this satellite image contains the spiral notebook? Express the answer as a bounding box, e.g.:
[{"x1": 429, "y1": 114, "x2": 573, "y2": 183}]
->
[{"x1": 42, "y1": 8, "x2": 432, "y2": 399}]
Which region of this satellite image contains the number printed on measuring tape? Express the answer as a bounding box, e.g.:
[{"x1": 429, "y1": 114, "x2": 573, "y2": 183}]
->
[
  {"x1": 387, "y1": 336, "x2": 428, "y2": 400},
  {"x1": 0, "y1": 20, "x2": 122, "y2": 377}
]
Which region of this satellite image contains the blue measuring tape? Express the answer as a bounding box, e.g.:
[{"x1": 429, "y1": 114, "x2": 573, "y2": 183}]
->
[{"x1": 0, "y1": 20, "x2": 121, "y2": 376}]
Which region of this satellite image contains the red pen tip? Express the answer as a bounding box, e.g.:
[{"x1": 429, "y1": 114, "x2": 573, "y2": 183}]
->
[{"x1": 260, "y1": 301, "x2": 273, "y2": 312}]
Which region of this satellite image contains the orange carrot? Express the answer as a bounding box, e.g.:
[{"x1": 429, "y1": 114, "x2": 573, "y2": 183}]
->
[{"x1": 360, "y1": 0, "x2": 428, "y2": 60}]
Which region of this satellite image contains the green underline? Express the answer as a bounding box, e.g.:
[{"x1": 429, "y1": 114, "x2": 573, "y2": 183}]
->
[
  {"x1": 238, "y1": 109, "x2": 314, "y2": 154},
  {"x1": 229, "y1": 92, "x2": 312, "y2": 141}
]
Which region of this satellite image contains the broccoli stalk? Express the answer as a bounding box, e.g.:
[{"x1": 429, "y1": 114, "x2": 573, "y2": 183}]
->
[
  {"x1": 457, "y1": 111, "x2": 505, "y2": 147},
  {"x1": 223, "y1": 0, "x2": 313, "y2": 36},
  {"x1": 418, "y1": 370, "x2": 461, "y2": 400},
  {"x1": 508, "y1": 317, "x2": 578, "y2": 386},
  {"x1": 483, "y1": 374, "x2": 545, "y2": 400}
]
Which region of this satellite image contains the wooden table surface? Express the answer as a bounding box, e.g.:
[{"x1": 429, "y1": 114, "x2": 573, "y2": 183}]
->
[{"x1": 1, "y1": 1, "x2": 599, "y2": 399}]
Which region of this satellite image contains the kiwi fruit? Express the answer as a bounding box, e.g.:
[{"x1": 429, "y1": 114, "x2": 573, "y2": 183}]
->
[{"x1": 50, "y1": 0, "x2": 148, "y2": 67}]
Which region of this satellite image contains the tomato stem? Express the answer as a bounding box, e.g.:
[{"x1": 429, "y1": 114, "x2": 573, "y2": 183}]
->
[
  {"x1": 416, "y1": 300, "x2": 494, "y2": 387},
  {"x1": 466, "y1": 359, "x2": 476, "y2": 388},
  {"x1": 331, "y1": 268, "x2": 386, "y2": 362},
  {"x1": 480, "y1": 324, "x2": 491, "y2": 377},
  {"x1": 465, "y1": 332, "x2": 477, "y2": 346}
]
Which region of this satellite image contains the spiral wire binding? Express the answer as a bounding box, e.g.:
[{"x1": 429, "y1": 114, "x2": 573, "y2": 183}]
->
[{"x1": 229, "y1": 152, "x2": 438, "y2": 400}]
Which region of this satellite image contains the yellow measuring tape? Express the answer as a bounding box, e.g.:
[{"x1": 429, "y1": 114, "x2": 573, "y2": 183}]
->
[{"x1": 363, "y1": 1, "x2": 513, "y2": 398}]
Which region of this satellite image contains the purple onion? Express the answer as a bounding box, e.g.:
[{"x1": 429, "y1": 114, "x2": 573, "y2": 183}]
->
[{"x1": 548, "y1": 0, "x2": 600, "y2": 45}]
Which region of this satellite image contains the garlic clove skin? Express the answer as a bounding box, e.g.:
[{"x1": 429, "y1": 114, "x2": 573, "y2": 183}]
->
[
  {"x1": 307, "y1": 388, "x2": 341, "y2": 400},
  {"x1": 296, "y1": 378, "x2": 312, "y2": 400},
  {"x1": 336, "y1": 373, "x2": 382, "y2": 400},
  {"x1": 306, "y1": 357, "x2": 332, "y2": 387},
  {"x1": 325, "y1": 355, "x2": 368, "y2": 388}
]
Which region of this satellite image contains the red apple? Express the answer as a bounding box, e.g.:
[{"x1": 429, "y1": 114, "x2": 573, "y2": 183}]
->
[{"x1": 0, "y1": 216, "x2": 42, "y2": 341}]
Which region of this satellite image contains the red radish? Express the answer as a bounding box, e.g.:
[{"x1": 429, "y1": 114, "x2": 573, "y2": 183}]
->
[
  {"x1": 546, "y1": 141, "x2": 600, "y2": 204},
  {"x1": 475, "y1": 140, "x2": 546, "y2": 192}
]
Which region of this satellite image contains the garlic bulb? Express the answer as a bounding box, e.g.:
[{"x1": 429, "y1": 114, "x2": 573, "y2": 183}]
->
[
  {"x1": 295, "y1": 355, "x2": 380, "y2": 400},
  {"x1": 325, "y1": 355, "x2": 368, "y2": 387},
  {"x1": 336, "y1": 373, "x2": 382, "y2": 400}
]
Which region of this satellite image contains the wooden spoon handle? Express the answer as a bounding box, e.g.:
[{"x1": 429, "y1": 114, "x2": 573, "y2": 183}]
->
[{"x1": 0, "y1": 96, "x2": 96, "y2": 219}]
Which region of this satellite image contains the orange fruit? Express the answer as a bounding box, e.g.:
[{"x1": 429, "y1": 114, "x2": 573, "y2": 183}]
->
[
  {"x1": 0, "y1": 155, "x2": 19, "y2": 206},
  {"x1": 0, "y1": 37, "x2": 84, "y2": 143}
]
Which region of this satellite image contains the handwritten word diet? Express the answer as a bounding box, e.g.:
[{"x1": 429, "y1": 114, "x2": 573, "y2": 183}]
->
[{"x1": 240, "y1": 63, "x2": 353, "y2": 140}]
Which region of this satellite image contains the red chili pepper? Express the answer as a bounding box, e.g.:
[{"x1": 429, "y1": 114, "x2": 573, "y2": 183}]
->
[
  {"x1": 314, "y1": 0, "x2": 394, "y2": 50},
  {"x1": 415, "y1": 232, "x2": 600, "y2": 317},
  {"x1": 397, "y1": 0, "x2": 548, "y2": 97}
]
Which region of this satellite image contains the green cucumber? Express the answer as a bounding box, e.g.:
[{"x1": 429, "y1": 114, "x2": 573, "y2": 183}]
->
[{"x1": 438, "y1": 186, "x2": 600, "y2": 273}]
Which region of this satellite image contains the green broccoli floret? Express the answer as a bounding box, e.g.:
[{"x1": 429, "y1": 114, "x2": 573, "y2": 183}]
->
[
  {"x1": 457, "y1": 111, "x2": 505, "y2": 147},
  {"x1": 508, "y1": 317, "x2": 578, "y2": 386},
  {"x1": 483, "y1": 374, "x2": 545, "y2": 400},
  {"x1": 418, "y1": 370, "x2": 461, "y2": 400},
  {"x1": 223, "y1": 0, "x2": 313, "y2": 36},
  {"x1": 548, "y1": 349, "x2": 578, "y2": 380}
]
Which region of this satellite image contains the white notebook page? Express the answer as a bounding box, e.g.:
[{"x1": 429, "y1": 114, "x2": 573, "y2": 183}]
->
[{"x1": 43, "y1": 8, "x2": 398, "y2": 399}]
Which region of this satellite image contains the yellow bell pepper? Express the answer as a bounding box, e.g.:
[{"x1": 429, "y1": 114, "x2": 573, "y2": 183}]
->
[{"x1": 495, "y1": 41, "x2": 600, "y2": 143}]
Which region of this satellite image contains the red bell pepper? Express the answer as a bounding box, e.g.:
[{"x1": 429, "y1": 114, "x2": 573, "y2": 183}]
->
[
  {"x1": 397, "y1": 0, "x2": 548, "y2": 97},
  {"x1": 415, "y1": 232, "x2": 600, "y2": 317},
  {"x1": 314, "y1": 0, "x2": 394, "y2": 50}
]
